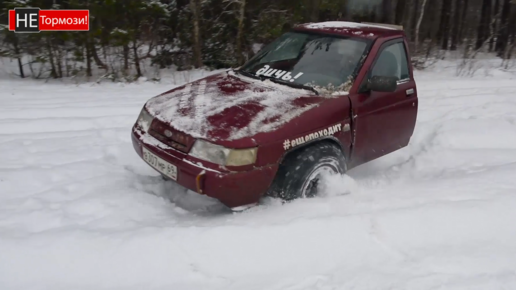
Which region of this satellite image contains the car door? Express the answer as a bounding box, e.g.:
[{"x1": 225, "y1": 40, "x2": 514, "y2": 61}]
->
[{"x1": 349, "y1": 38, "x2": 418, "y2": 166}]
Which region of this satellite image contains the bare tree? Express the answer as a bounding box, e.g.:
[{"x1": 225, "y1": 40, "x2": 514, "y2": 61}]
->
[
  {"x1": 306, "y1": 0, "x2": 321, "y2": 22},
  {"x1": 451, "y1": 0, "x2": 463, "y2": 50},
  {"x1": 438, "y1": 0, "x2": 453, "y2": 50},
  {"x1": 88, "y1": 41, "x2": 108, "y2": 71},
  {"x1": 503, "y1": 5, "x2": 516, "y2": 62},
  {"x1": 476, "y1": 0, "x2": 493, "y2": 50},
  {"x1": 495, "y1": 0, "x2": 512, "y2": 55},
  {"x1": 85, "y1": 39, "x2": 92, "y2": 77},
  {"x1": 490, "y1": 0, "x2": 501, "y2": 51},
  {"x1": 403, "y1": 0, "x2": 417, "y2": 40},
  {"x1": 410, "y1": 0, "x2": 420, "y2": 40},
  {"x1": 45, "y1": 37, "x2": 58, "y2": 78},
  {"x1": 458, "y1": 0, "x2": 470, "y2": 45},
  {"x1": 190, "y1": 0, "x2": 203, "y2": 68},
  {"x1": 415, "y1": 0, "x2": 429, "y2": 54},
  {"x1": 236, "y1": 0, "x2": 246, "y2": 65},
  {"x1": 132, "y1": 39, "x2": 142, "y2": 78},
  {"x1": 6, "y1": 34, "x2": 25, "y2": 78},
  {"x1": 395, "y1": 0, "x2": 406, "y2": 25},
  {"x1": 381, "y1": 0, "x2": 394, "y2": 24}
]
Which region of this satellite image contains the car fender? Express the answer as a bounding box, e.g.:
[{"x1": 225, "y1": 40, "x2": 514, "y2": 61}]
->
[{"x1": 278, "y1": 136, "x2": 348, "y2": 166}]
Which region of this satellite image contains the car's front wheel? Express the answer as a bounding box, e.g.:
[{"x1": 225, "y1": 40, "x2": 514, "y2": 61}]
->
[{"x1": 269, "y1": 142, "x2": 346, "y2": 201}]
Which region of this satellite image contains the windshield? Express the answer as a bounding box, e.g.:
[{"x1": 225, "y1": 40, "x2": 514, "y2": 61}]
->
[{"x1": 240, "y1": 32, "x2": 371, "y2": 90}]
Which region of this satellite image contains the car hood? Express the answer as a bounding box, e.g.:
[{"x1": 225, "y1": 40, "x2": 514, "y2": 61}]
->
[{"x1": 145, "y1": 71, "x2": 328, "y2": 144}]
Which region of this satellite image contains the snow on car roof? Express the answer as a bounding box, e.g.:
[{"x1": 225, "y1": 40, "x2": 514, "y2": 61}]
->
[
  {"x1": 295, "y1": 21, "x2": 403, "y2": 38},
  {"x1": 304, "y1": 21, "x2": 397, "y2": 30}
]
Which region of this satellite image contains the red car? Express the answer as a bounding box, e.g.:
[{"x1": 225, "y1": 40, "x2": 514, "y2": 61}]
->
[{"x1": 131, "y1": 21, "x2": 418, "y2": 210}]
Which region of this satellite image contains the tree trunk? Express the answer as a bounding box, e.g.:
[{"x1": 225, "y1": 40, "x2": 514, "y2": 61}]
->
[
  {"x1": 458, "y1": 0, "x2": 470, "y2": 44},
  {"x1": 46, "y1": 38, "x2": 57, "y2": 79},
  {"x1": 450, "y1": 0, "x2": 462, "y2": 50},
  {"x1": 132, "y1": 40, "x2": 142, "y2": 78},
  {"x1": 490, "y1": 0, "x2": 501, "y2": 51},
  {"x1": 505, "y1": 7, "x2": 516, "y2": 59},
  {"x1": 395, "y1": 0, "x2": 406, "y2": 25},
  {"x1": 17, "y1": 57, "x2": 24, "y2": 78},
  {"x1": 65, "y1": 50, "x2": 70, "y2": 77},
  {"x1": 438, "y1": 0, "x2": 452, "y2": 50},
  {"x1": 56, "y1": 47, "x2": 63, "y2": 78},
  {"x1": 381, "y1": 0, "x2": 394, "y2": 24},
  {"x1": 495, "y1": 0, "x2": 512, "y2": 55},
  {"x1": 410, "y1": 0, "x2": 419, "y2": 40},
  {"x1": 85, "y1": 42, "x2": 92, "y2": 77},
  {"x1": 236, "y1": 0, "x2": 246, "y2": 66},
  {"x1": 428, "y1": 1, "x2": 440, "y2": 40},
  {"x1": 12, "y1": 35, "x2": 25, "y2": 78},
  {"x1": 190, "y1": 0, "x2": 203, "y2": 68},
  {"x1": 89, "y1": 41, "x2": 107, "y2": 70},
  {"x1": 306, "y1": 0, "x2": 320, "y2": 22},
  {"x1": 415, "y1": 0, "x2": 429, "y2": 54},
  {"x1": 123, "y1": 44, "x2": 130, "y2": 72},
  {"x1": 403, "y1": 0, "x2": 416, "y2": 41},
  {"x1": 476, "y1": 0, "x2": 493, "y2": 50}
]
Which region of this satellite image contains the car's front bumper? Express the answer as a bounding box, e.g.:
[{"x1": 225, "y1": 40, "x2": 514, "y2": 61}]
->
[{"x1": 131, "y1": 129, "x2": 278, "y2": 209}]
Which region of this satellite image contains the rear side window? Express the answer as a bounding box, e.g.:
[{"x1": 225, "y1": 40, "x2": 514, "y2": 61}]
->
[{"x1": 370, "y1": 42, "x2": 410, "y2": 81}]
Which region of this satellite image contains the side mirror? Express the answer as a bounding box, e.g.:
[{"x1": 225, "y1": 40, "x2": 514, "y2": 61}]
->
[{"x1": 368, "y1": 76, "x2": 398, "y2": 93}]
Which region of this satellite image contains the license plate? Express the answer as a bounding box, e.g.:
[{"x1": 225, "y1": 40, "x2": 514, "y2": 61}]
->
[{"x1": 142, "y1": 147, "x2": 177, "y2": 180}]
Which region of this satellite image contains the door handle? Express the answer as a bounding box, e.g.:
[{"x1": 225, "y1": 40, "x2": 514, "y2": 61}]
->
[{"x1": 406, "y1": 88, "x2": 415, "y2": 96}]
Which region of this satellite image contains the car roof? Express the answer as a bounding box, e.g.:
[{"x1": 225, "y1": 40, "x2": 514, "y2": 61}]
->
[{"x1": 292, "y1": 21, "x2": 405, "y2": 40}]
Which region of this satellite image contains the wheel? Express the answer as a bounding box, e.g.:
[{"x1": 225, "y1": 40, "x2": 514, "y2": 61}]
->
[{"x1": 269, "y1": 142, "x2": 346, "y2": 201}]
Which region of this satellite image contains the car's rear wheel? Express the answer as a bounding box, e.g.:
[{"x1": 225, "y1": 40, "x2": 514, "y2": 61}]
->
[{"x1": 269, "y1": 142, "x2": 346, "y2": 201}]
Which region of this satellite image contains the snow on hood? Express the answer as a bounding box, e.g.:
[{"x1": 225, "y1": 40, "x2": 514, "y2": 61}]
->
[{"x1": 145, "y1": 71, "x2": 323, "y2": 141}]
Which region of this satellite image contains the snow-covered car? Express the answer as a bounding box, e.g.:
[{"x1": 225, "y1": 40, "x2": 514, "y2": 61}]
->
[{"x1": 131, "y1": 21, "x2": 418, "y2": 210}]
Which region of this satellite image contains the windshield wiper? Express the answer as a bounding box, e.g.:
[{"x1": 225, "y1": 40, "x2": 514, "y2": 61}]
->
[
  {"x1": 232, "y1": 69, "x2": 263, "y2": 81},
  {"x1": 267, "y1": 77, "x2": 319, "y2": 95}
]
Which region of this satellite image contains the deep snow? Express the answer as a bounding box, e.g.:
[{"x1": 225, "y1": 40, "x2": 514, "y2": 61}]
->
[{"x1": 1, "y1": 64, "x2": 516, "y2": 290}]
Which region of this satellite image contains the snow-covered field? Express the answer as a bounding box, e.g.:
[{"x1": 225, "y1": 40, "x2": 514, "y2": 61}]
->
[{"x1": 1, "y1": 64, "x2": 516, "y2": 290}]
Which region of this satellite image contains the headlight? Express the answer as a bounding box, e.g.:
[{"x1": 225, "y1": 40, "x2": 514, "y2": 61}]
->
[
  {"x1": 136, "y1": 107, "x2": 153, "y2": 132},
  {"x1": 189, "y1": 140, "x2": 258, "y2": 166}
]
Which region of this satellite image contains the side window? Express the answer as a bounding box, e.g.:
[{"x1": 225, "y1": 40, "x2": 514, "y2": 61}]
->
[{"x1": 370, "y1": 42, "x2": 410, "y2": 81}]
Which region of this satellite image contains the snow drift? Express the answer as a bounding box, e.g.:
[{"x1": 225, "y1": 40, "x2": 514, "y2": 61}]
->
[{"x1": 1, "y1": 64, "x2": 516, "y2": 290}]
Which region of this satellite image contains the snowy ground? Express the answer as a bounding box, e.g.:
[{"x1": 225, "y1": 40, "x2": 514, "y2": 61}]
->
[{"x1": 1, "y1": 64, "x2": 516, "y2": 290}]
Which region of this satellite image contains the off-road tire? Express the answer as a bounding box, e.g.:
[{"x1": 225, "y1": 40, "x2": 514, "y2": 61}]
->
[{"x1": 269, "y1": 142, "x2": 346, "y2": 201}]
